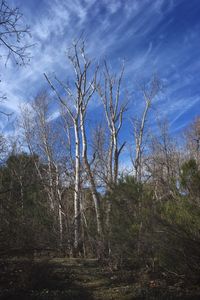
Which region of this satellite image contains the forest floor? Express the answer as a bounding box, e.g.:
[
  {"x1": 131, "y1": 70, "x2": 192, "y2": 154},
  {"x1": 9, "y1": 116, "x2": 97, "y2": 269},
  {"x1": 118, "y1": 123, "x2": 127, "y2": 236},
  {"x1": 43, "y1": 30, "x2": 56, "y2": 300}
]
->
[{"x1": 0, "y1": 256, "x2": 200, "y2": 300}]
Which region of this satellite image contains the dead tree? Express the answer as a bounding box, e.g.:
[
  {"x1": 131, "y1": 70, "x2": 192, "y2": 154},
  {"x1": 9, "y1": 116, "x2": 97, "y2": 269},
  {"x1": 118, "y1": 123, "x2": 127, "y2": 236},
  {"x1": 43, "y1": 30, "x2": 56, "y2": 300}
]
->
[
  {"x1": 44, "y1": 41, "x2": 104, "y2": 256},
  {"x1": 0, "y1": 0, "x2": 31, "y2": 65},
  {"x1": 132, "y1": 75, "x2": 161, "y2": 182},
  {"x1": 147, "y1": 120, "x2": 180, "y2": 201},
  {"x1": 74, "y1": 43, "x2": 103, "y2": 238},
  {"x1": 43, "y1": 74, "x2": 83, "y2": 255},
  {"x1": 0, "y1": 0, "x2": 32, "y2": 111},
  {"x1": 97, "y1": 62, "x2": 127, "y2": 249},
  {"x1": 20, "y1": 93, "x2": 68, "y2": 249},
  {"x1": 98, "y1": 61, "x2": 127, "y2": 187}
]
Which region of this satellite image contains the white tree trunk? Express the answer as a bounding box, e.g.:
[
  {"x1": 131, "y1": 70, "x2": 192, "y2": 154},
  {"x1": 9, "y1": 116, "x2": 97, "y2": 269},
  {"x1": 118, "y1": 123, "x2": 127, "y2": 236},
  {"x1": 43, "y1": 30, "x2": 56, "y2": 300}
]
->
[
  {"x1": 80, "y1": 111, "x2": 103, "y2": 237},
  {"x1": 74, "y1": 119, "x2": 82, "y2": 252}
]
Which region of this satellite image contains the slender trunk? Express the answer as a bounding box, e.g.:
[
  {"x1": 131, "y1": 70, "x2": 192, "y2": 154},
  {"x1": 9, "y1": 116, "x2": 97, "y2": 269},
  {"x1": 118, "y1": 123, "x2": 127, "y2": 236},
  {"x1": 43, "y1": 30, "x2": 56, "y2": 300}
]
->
[
  {"x1": 106, "y1": 137, "x2": 113, "y2": 240},
  {"x1": 43, "y1": 140, "x2": 55, "y2": 211},
  {"x1": 73, "y1": 119, "x2": 82, "y2": 254},
  {"x1": 134, "y1": 100, "x2": 150, "y2": 182},
  {"x1": 55, "y1": 165, "x2": 63, "y2": 248},
  {"x1": 113, "y1": 132, "x2": 118, "y2": 185},
  {"x1": 58, "y1": 203, "x2": 63, "y2": 247},
  {"x1": 80, "y1": 112, "x2": 103, "y2": 237},
  {"x1": 108, "y1": 137, "x2": 113, "y2": 184},
  {"x1": 19, "y1": 175, "x2": 24, "y2": 219}
]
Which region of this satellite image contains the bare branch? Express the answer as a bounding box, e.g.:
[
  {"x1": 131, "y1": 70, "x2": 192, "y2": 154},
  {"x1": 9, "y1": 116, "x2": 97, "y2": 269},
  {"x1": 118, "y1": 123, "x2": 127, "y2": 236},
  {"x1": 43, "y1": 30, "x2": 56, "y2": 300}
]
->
[{"x1": 0, "y1": 0, "x2": 32, "y2": 65}]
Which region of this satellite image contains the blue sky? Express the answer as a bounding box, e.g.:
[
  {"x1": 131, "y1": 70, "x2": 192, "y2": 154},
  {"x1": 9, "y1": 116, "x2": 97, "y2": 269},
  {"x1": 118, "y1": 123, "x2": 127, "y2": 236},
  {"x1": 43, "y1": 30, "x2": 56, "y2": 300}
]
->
[{"x1": 1, "y1": 0, "x2": 200, "y2": 139}]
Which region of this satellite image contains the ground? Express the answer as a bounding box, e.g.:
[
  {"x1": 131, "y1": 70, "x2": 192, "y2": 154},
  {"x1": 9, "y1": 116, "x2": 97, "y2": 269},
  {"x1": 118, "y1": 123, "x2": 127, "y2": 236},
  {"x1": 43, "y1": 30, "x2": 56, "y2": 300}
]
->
[{"x1": 0, "y1": 256, "x2": 199, "y2": 300}]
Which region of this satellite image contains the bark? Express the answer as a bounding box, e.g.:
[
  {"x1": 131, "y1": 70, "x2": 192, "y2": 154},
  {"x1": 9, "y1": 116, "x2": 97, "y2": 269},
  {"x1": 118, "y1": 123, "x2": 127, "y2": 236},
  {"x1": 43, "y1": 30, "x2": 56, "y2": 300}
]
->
[
  {"x1": 134, "y1": 99, "x2": 150, "y2": 182},
  {"x1": 20, "y1": 96, "x2": 67, "y2": 248},
  {"x1": 55, "y1": 164, "x2": 64, "y2": 248},
  {"x1": 80, "y1": 110, "x2": 103, "y2": 237},
  {"x1": 44, "y1": 41, "x2": 103, "y2": 255},
  {"x1": 133, "y1": 75, "x2": 161, "y2": 182},
  {"x1": 97, "y1": 62, "x2": 127, "y2": 253},
  {"x1": 73, "y1": 119, "x2": 82, "y2": 253}
]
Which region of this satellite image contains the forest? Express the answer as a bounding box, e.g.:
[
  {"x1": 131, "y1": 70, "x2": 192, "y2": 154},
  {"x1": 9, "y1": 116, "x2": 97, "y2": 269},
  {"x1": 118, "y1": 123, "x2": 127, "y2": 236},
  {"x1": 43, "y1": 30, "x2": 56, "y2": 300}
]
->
[{"x1": 0, "y1": 1, "x2": 200, "y2": 299}]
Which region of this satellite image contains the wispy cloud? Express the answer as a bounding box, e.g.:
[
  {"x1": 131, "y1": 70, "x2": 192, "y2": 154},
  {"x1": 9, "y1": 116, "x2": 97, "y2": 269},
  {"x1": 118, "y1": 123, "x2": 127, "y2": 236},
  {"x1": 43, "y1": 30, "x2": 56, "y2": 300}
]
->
[{"x1": 0, "y1": 0, "x2": 199, "y2": 135}]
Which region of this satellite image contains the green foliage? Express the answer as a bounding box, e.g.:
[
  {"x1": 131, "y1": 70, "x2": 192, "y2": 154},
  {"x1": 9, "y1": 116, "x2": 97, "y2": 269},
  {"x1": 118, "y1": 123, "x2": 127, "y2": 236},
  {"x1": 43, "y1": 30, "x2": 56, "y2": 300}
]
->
[
  {"x1": 180, "y1": 159, "x2": 200, "y2": 200},
  {"x1": 0, "y1": 153, "x2": 55, "y2": 250},
  {"x1": 103, "y1": 173, "x2": 200, "y2": 278},
  {"x1": 105, "y1": 176, "x2": 153, "y2": 264},
  {"x1": 1, "y1": 152, "x2": 200, "y2": 281},
  {"x1": 155, "y1": 195, "x2": 200, "y2": 275}
]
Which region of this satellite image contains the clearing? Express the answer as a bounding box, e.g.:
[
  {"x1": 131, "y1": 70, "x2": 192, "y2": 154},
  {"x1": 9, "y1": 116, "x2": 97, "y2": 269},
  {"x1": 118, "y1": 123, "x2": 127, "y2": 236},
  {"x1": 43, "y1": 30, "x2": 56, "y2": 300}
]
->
[{"x1": 0, "y1": 257, "x2": 199, "y2": 299}]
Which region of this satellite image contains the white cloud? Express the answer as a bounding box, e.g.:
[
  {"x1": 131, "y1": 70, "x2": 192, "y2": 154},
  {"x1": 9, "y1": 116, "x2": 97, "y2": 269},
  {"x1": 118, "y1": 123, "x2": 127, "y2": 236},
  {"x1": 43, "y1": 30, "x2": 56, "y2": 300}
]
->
[{"x1": 0, "y1": 0, "x2": 199, "y2": 135}]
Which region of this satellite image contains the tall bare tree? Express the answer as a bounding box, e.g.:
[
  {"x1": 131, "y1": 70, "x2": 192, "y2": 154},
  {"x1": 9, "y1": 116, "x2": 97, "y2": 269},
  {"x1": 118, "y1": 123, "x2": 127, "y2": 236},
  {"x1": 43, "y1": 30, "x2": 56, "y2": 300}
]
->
[
  {"x1": 97, "y1": 62, "x2": 127, "y2": 248},
  {"x1": 20, "y1": 93, "x2": 68, "y2": 248},
  {"x1": 43, "y1": 74, "x2": 83, "y2": 254},
  {"x1": 132, "y1": 75, "x2": 161, "y2": 182},
  {"x1": 44, "y1": 41, "x2": 104, "y2": 254},
  {"x1": 98, "y1": 61, "x2": 127, "y2": 187}
]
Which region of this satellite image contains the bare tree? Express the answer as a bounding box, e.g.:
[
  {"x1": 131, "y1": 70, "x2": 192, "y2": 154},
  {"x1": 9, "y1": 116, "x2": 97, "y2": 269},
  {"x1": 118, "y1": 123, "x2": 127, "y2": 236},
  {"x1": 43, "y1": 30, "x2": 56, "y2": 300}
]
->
[
  {"x1": 184, "y1": 116, "x2": 200, "y2": 164},
  {"x1": 43, "y1": 73, "x2": 83, "y2": 254},
  {"x1": 20, "y1": 93, "x2": 69, "y2": 249},
  {"x1": 97, "y1": 62, "x2": 127, "y2": 251},
  {"x1": 44, "y1": 41, "x2": 105, "y2": 256},
  {"x1": 98, "y1": 61, "x2": 127, "y2": 188},
  {"x1": 0, "y1": 0, "x2": 32, "y2": 116},
  {"x1": 0, "y1": 0, "x2": 31, "y2": 65},
  {"x1": 146, "y1": 120, "x2": 180, "y2": 201},
  {"x1": 132, "y1": 75, "x2": 161, "y2": 182}
]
